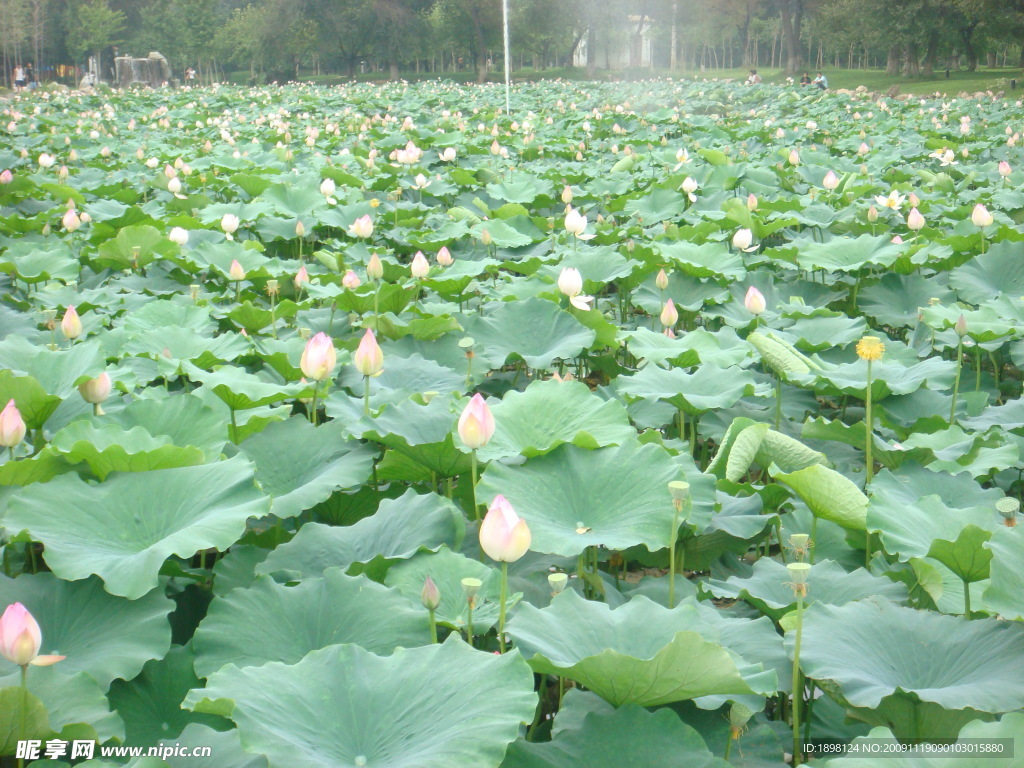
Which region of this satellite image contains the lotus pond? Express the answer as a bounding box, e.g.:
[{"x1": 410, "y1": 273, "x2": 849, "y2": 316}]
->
[{"x1": 1, "y1": 79, "x2": 1024, "y2": 767}]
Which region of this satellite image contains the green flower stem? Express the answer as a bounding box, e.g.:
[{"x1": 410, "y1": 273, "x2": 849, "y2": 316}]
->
[
  {"x1": 470, "y1": 449, "x2": 479, "y2": 521},
  {"x1": 310, "y1": 392, "x2": 318, "y2": 426},
  {"x1": 668, "y1": 506, "x2": 680, "y2": 609},
  {"x1": 363, "y1": 376, "x2": 370, "y2": 417},
  {"x1": 792, "y1": 590, "x2": 805, "y2": 766},
  {"x1": 775, "y1": 374, "x2": 782, "y2": 431},
  {"x1": 229, "y1": 408, "x2": 238, "y2": 444},
  {"x1": 234, "y1": 281, "x2": 240, "y2": 304},
  {"x1": 964, "y1": 579, "x2": 972, "y2": 617},
  {"x1": 498, "y1": 561, "x2": 508, "y2": 653},
  {"x1": 950, "y1": 336, "x2": 963, "y2": 423},
  {"x1": 975, "y1": 345, "x2": 982, "y2": 392},
  {"x1": 428, "y1": 608, "x2": 438, "y2": 643},
  {"x1": 373, "y1": 280, "x2": 380, "y2": 322},
  {"x1": 864, "y1": 359, "x2": 874, "y2": 490},
  {"x1": 466, "y1": 602, "x2": 474, "y2": 648},
  {"x1": 724, "y1": 732, "x2": 734, "y2": 762},
  {"x1": 269, "y1": 294, "x2": 277, "y2": 339}
]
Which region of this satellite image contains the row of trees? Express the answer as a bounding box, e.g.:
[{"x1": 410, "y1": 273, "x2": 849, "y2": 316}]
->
[{"x1": 2, "y1": 0, "x2": 1024, "y2": 87}]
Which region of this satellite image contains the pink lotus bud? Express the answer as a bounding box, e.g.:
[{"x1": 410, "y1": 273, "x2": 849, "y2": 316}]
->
[
  {"x1": 746, "y1": 193, "x2": 758, "y2": 211},
  {"x1": 348, "y1": 214, "x2": 373, "y2": 239},
  {"x1": 999, "y1": 161, "x2": 1012, "y2": 177},
  {"x1": 655, "y1": 268, "x2": 669, "y2": 290},
  {"x1": 366, "y1": 253, "x2": 384, "y2": 281},
  {"x1": 858, "y1": 142, "x2": 870, "y2": 155},
  {"x1": 955, "y1": 314, "x2": 968, "y2": 338},
  {"x1": 0, "y1": 603, "x2": 64, "y2": 667},
  {"x1": 971, "y1": 204, "x2": 993, "y2": 228},
  {"x1": 300, "y1": 332, "x2": 337, "y2": 381},
  {"x1": 0, "y1": 169, "x2": 12, "y2": 184},
  {"x1": 436, "y1": 246, "x2": 453, "y2": 266},
  {"x1": 62, "y1": 208, "x2": 81, "y2": 232},
  {"x1": 907, "y1": 207, "x2": 925, "y2": 231},
  {"x1": 78, "y1": 372, "x2": 112, "y2": 404},
  {"x1": 295, "y1": 220, "x2": 306, "y2": 238},
  {"x1": 822, "y1": 170, "x2": 839, "y2": 190},
  {"x1": 867, "y1": 206, "x2": 879, "y2": 223},
  {"x1": 169, "y1": 226, "x2": 189, "y2": 245},
  {"x1": 421, "y1": 576, "x2": 441, "y2": 610},
  {"x1": 490, "y1": 139, "x2": 501, "y2": 155},
  {"x1": 479, "y1": 495, "x2": 531, "y2": 563},
  {"x1": 788, "y1": 149, "x2": 800, "y2": 165},
  {"x1": 228, "y1": 259, "x2": 246, "y2": 282},
  {"x1": 342, "y1": 270, "x2": 361, "y2": 289},
  {"x1": 561, "y1": 185, "x2": 573, "y2": 204},
  {"x1": 660, "y1": 299, "x2": 679, "y2": 328},
  {"x1": 480, "y1": 228, "x2": 493, "y2": 246},
  {"x1": 457, "y1": 393, "x2": 495, "y2": 450},
  {"x1": 908, "y1": 192, "x2": 920, "y2": 208},
  {"x1": 294, "y1": 265, "x2": 310, "y2": 290},
  {"x1": 557, "y1": 267, "x2": 583, "y2": 297},
  {"x1": 61, "y1": 305, "x2": 82, "y2": 339},
  {"x1": 891, "y1": 235, "x2": 904, "y2": 244},
  {"x1": 221, "y1": 213, "x2": 240, "y2": 235},
  {"x1": 744, "y1": 286, "x2": 766, "y2": 315},
  {"x1": 410, "y1": 251, "x2": 430, "y2": 278},
  {"x1": 0, "y1": 400, "x2": 26, "y2": 448},
  {"x1": 353, "y1": 328, "x2": 384, "y2": 377}
]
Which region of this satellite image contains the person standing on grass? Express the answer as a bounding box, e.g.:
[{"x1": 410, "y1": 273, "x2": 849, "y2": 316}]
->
[
  {"x1": 812, "y1": 71, "x2": 828, "y2": 90},
  {"x1": 13, "y1": 64, "x2": 25, "y2": 92}
]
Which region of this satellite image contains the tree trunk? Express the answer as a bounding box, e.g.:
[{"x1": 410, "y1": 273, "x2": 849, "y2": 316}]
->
[
  {"x1": 779, "y1": 0, "x2": 803, "y2": 74},
  {"x1": 389, "y1": 58, "x2": 399, "y2": 80},
  {"x1": 903, "y1": 42, "x2": 919, "y2": 77},
  {"x1": 987, "y1": 51, "x2": 997, "y2": 68},
  {"x1": 960, "y1": 24, "x2": 978, "y2": 71},
  {"x1": 922, "y1": 31, "x2": 938, "y2": 77},
  {"x1": 886, "y1": 44, "x2": 901, "y2": 75},
  {"x1": 586, "y1": 21, "x2": 597, "y2": 76}
]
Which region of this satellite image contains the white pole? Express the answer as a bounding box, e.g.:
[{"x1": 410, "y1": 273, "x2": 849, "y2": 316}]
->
[{"x1": 503, "y1": 0, "x2": 511, "y2": 113}]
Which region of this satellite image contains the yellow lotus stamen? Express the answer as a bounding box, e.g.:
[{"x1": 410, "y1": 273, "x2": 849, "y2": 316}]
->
[{"x1": 856, "y1": 336, "x2": 884, "y2": 362}]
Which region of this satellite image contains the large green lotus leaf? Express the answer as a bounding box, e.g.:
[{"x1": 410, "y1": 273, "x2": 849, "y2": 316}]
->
[
  {"x1": 0, "y1": 667, "x2": 123, "y2": 743},
  {"x1": 259, "y1": 183, "x2": 325, "y2": 218},
  {"x1": 706, "y1": 558, "x2": 908, "y2": 621},
  {"x1": 194, "y1": 569, "x2": 429, "y2": 677},
  {"x1": 949, "y1": 240, "x2": 1024, "y2": 304},
  {"x1": 656, "y1": 241, "x2": 745, "y2": 281},
  {"x1": 785, "y1": 314, "x2": 868, "y2": 352},
  {"x1": 507, "y1": 592, "x2": 772, "y2": 707},
  {"x1": 103, "y1": 394, "x2": 228, "y2": 461},
  {"x1": 858, "y1": 273, "x2": 957, "y2": 328},
  {"x1": 0, "y1": 369, "x2": 62, "y2": 429},
  {"x1": 4, "y1": 457, "x2": 268, "y2": 599},
  {"x1": 0, "y1": 687, "x2": 49, "y2": 755},
  {"x1": 795, "y1": 234, "x2": 902, "y2": 272},
  {"x1": 486, "y1": 174, "x2": 547, "y2": 204},
  {"x1": 536, "y1": 245, "x2": 634, "y2": 287},
  {"x1": 94, "y1": 224, "x2": 174, "y2": 270},
  {"x1": 108, "y1": 645, "x2": 229, "y2": 746},
  {"x1": 123, "y1": 302, "x2": 212, "y2": 335},
  {"x1": 899, "y1": 426, "x2": 1018, "y2": 479},
  {"x1": 185, "y1": 364, "x2": 305, "y2": 412},
  {"x1": 125, "y1": 326, "x2": 251, "y2": 367},
  {"x1": 49, "y1": 421, "x2": 206, "y2": 480},
  {"x1": 384, "y1": 547, "x2": 503, "y2": 631},
  {"x1": 257, "y1": 490, "x2": 460, "y2": 580},
  {"x1": 616, "y1": 363, "x2": 759, "y2": 416},
  {"x1": 239, "y1": 418, "x2": 375, "y2": 519},
  {"x1": 821, "y1": 714, "x2": 1024, "y2": 768},
  {"x1": 622, "y1": 327, "x2": 750, "y2": 369},
  {"x1": 983, "y1": 527, "x2": 1024, "y2": 620},
  {"x1": 0, "y1": 573, "x2": 172, "y2": 688},
  {"x1": 336, "y1": 353, "x2": 464, "y2": 403},
  {"x1": 476, "y1": 380, "x2": 635, "y2": 461},
  {"x1": 0, "y1": 240, "x2": 79, "y2": 282},
  {"x1": 811, "y1": 357, "x2": 956, "y2": 400},
  {"x1": 770, "y1": 463, "x2": 867, "y2": 530},
  {"x1": 160, "y1": 723, "x2": 268, "y2": 768},
  {"x1": 185, "y1": 640, "x2": 537, "y2": 768},
  {"x1": 0, "y1": 336, "x2": 105, "y2": 398},
  {"x1": 502, "y1": 705, "x2": 729, "y2": 768},
  {"x1": 790, "y1": 599, "x2": 1024, "y2": 730},
  {"x1": 478, "y1": 442, "x2": 682, "y2": 557},
  {"x1": 623, "y1": 187, "x2": 689, "y2": 223},
  {"x1": 459, "y1": 298, "x2": 596, "y2": 369}
]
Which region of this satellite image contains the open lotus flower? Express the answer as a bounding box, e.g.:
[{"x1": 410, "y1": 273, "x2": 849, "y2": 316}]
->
[
  {"x1": 348, "y1": 214, "x2": 373, "y2": 239},
  {"x1": 457, "y1": 393, "x2": 495, "y2": 450},
  {"x1": 353, "y1": 328, "x2": 384, "y2": 377},
  {"x1": 0, "y1": 399, "x2": 26, "y2": 448},
  {"x1": 563, "y1": 206, "x2": 594, "y2": 240},
  {"x1": 557, "y1": 267, "x2": 593, "y2": 310},
  {"x1": 300, "y1": 332, "x2": 337, "y2": 381},
  {"x1": 681, "y1": 176, "x2": 698, "y2": 202},
  {"x1": 479, "y1": 495, "x2": 531, "y2": 563},
  {"x1": 874, "y1": 190, "x2": 906, "y2": 210},
  {"x1": 0, "y1": 603, "x2": 64, "y2": 667}
]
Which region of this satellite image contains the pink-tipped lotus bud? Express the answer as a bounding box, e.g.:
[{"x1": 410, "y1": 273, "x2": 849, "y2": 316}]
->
[
  {"x1": 971, "y1": 204, "x2": 993, "y2": 228},
  {"x1": 788, "y1": 149, "x2": 800, "y2": 165},
  {"x1": 479, "y1": 495, "x2": 531, "y2": 562},
  {"x1": 300, "y1": 332, "x2": 337, "y2": 381},
  {"x1": 457, "y1": 393, "x2": 495, "y2": 450},
  {"x1": 421, "y1": 576, "x2": 441, "y2": 610},
  {"x1": 867, "y1": 206, "x2": 878, "y2": 223},
  {"x1": 78, "y1": 372, "x2": 112, "y2": 405},
  {"x1": 0, "y1": 603, "x2": 64, "y2": 667},
  {"x1": 747, "y1": 193, "x2": 758, "y2": 211},
  {"x1": 342, "y1": 270, "x2": 361, "y2": 289},
  {"x1": 228, "y1": 260, "x2": 245, "y2": 282},
  {"x1": 907, "y1": 207, "x2": 925, "y2": 231},
  {"x1": 660, "y1": 299, "x2": 679, "y2": 328},
  {"x1": 353, "y1": 328, "x2": 384, "y2": 377},
  {"x1": 62, "y1": 208, "x2": 81, "y2": 232},
  {"x1": 410, "y1": 251, "x2": 430, "y2": 278},
  {"x1": 480, "y1": 228, "x2": 492, "y2": 246},
  {"x1": 0, "y1": 400, "x2": 26, "y2": 448},
  {"x1": 367, "y1": 253, "x2": 384, "y2": 281},
  {"x1": 822, "y1": 170, "x2": 839, "y2": 190},
  {"x1": 892, "y1": 235, "x2": 904, "y2": 244},
  {"x1": 0, "y1": 169, "x2": 12, "y2": 184},
  {"x1": 561, "y1": 185, "x2": 573, "y2": 204},
  {"x1": 295, "y1": 220, "x2": 306, "y2": 238},
  {"x1": 744, "y1": 286, "x2": 766, "y2": 315},
  {"x1": 908, "y1": 192, "x2": 920, "y2": 208},
  {"x1": 61, "y1": 305, "x2": 82, "y2": 339},
  {"x1": 955, "y1": 314, "x2": 968, "y2": 338},
  {"x1": 655, "y1": 268, "x2": 669, "y2": 290},
  {"x1": 436, "y1": 246, "x2": 453, "y2": 266},
  {"x1": 999, "y1": 161, "x2": 1012, "y2": 177},
  {"x1": 348, "y1": 214, "x2": 373, "y2": 239},
  {"x1": 294, "y1": 265, "x2": 309, "y2": 290}
]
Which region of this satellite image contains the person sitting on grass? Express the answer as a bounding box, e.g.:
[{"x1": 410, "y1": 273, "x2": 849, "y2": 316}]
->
[
  {"x1": 812, "y1": 71, "x2": 828, "y2": 90},
  {"x1": 746, "y1": 69, "x2": 762, "y2": 85},
  {"x1": 800, "y1": 72, "x2": 811, "y2": 86}
]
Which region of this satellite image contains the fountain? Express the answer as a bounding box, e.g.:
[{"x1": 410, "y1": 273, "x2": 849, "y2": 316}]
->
[{"x1": 114, "y1": 52, "x2": 173, "y2": 88}]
